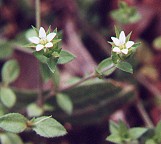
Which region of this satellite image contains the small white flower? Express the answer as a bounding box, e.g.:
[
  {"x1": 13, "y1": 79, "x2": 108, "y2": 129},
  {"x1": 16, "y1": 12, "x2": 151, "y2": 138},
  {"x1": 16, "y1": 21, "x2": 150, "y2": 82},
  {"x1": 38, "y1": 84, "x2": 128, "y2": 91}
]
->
[
  {"x1": 111, "y1": 31, "x2": 134, "y2": 55},
  {"x1": 28, "y1": 27, "x2": 56, "y2": 51}
]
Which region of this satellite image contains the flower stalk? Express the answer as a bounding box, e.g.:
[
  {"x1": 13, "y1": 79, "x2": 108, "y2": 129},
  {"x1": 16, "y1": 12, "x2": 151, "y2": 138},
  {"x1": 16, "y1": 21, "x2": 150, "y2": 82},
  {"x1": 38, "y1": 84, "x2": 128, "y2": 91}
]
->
[{"x1": 36, "y1": 0, "x2": 41, "y2": 29}]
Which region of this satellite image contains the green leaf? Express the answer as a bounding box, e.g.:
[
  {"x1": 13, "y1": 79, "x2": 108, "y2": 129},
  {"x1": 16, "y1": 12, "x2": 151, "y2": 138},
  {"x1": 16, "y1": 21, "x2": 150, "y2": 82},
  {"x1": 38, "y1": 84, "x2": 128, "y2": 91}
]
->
[
  {"x1": 155, "y1": 121, "x2": 161, "y2": 142},
  {"x1": 52, "y1": 68, "x2": 60, "y2": 89},
  {"x1": 0, "y1": 133, "x2": 23, "y2": 144},
  {"x1": 0, "y1": 113, "x2": 27, "y2": 133},
  {"x1": 43, "y1": 104, "x2": 54, "y2": 112},
  {"x1": 14, "y1": 80, "x2": 136, "y2": 126},
  {"x1": 106, "y1": 134, "x2": 122, "y2": 144},
  {"x1": 27, "y1": 103, "x2": 43, "y2": 117},
  {"x1": 119, "y1": 121, "x2": 129, "y2": 136},
  {"x1": 25, "y1": 29, "x2": 37, "y2": 39},
  {"x1": 47, "y1": 57, "x2": 58, "y2": 73},
  {"x1": 109, "y1": 120, "x2": 119, "y2": 134},
  {"x1": 129, "y1": 128, "x2": 148, "y2": 140},
  {"x1": 0, "y1": 40, "x2": 13, "y2": 59},
  {"x1": 111, "y1": 52, "x2": 120, "y2": 64},
  {"x1": 2, "y1": 60, "x2": 20, "y2": 85},
  {"x1": 32, "y1": 116, "x2": 67, "y2": 138},
  {"x1": 116, "y1": 61, "x2": 133, "y2": 73},
  {"x1": 0, "y1": 104, "x2": 5, "y2": 116},
  {"x1": 57, "y1": 50, "x2": 76, "y2": 64},
  {"x1": 119, "y1": 1, "x2": 127, "y2": 9},
  {"x1": 153, "y1": 36, "x2": 161, "y2": 50},
  {"x1": 97, "y1": 58, "x2": 115, "y2": 76},
  {"x1": 40, "y1": 63, "x2": 60, "y2": 89},
  {"x1": 0, "y1": 87, "x2": 16, "y2": 108},
  {"x1": 33, "y1": 51, "x2": 48, "y2": 63},
  {"x1": 145, "y1": 139, "x2": 157, "y2": 144},
  {"x1": 56, "y1": 93, "x2": 73, "y2": 115},
  {"x1": 40, "y1": 63, "x2": 52, "y2": 82}
]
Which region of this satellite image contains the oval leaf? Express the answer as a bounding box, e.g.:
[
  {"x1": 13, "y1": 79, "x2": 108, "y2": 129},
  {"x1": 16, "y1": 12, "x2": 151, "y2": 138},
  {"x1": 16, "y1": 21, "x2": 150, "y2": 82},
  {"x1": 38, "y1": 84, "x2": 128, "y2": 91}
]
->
[
  {"x1": 2, "y1": 60, "x2": 20, "y2": 85},
  {"x1": 0, "y1": 40, "x2": 13, "y2": 59},
  {"x1": 129, "y1": 128, "x2": 148, "y2": 140},
  {"x1": 97, "y1": 58, "x2": 115, "y2": 76},
  {"x1": 27, "y1": 103, "x2": 43, "y2": 117},
  {"x1": 0, "y1": 113, "x2": 28, "y2": 133},
  {"x1": 33, "y1": 51, "x2": 48, "y2": 63},
  {"x1": 57, "y1": 50, "x2": 75, "y2": 64},
  {"x1": 32, "y1": 116, "x2": 67, "y2": 138},
  {"x1": 47, "y1": 57, "x2": 58, "y2": 73},
  {"x1": 0, "y1": 133, "x2": 24, "y2": 144},
  {"x1": 56, "y1": 93, "x2": 73, "y2": 115},
  {"x1": 116, "y1": 61, "x2": 133, "y2": 73},
  {"x1": 0, "y1": 87, "x2": 16, "y2": 108}
]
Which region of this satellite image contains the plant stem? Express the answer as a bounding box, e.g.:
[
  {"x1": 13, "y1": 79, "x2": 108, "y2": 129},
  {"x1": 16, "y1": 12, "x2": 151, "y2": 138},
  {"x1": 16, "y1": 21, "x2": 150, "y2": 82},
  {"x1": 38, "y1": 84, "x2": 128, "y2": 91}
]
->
[
  {"x1": 44, "y1": 65, "x2": 116, "y2": 101},
  {"x1": 59, "y1": 73, "x2": 97, "y2": 92},
  {"x1": 35, "y1": 0, "x2": 43, "y2": 106},
  {"x1": 36, "y1": 0, "x2": 41, "y2": 29},
  {"x1": 136, "y1": 100, "x2": 154, "y2": 128},
  {"x1": 60, "y1": 65, "x2": 115, "y2": 92}
]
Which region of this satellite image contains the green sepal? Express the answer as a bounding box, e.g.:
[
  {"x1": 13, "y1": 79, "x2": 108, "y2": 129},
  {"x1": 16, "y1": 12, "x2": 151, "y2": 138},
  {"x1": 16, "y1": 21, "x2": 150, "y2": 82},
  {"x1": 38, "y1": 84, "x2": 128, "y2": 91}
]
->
[
  {"x1": 114, "y1": 26, "x2": 120, "y2": 38},
  {"x1": 31, "y1": 25, "x2": 39, "y2": 34},
  {"x1": 126, "y1": 31, "x2": 132, "y2": 42}
]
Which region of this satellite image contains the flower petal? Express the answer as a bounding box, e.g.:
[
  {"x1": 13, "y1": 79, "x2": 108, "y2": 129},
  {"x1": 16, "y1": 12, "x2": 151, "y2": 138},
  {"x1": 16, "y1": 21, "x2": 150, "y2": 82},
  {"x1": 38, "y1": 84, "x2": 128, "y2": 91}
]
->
[
  {"x1": 119, "y1": 31, "x2": 126, "y2": 45},
  {"x1": 47, "y1": 33, "x2": 56, "y2": 42},
  {"x1": 36, "y1": 44, "x2": 44, "y2": 51},
  {"x1": 111, "y1": 37, "x2": 120, "y2": 46},
  {"x1": 28, "y1": 37, "x2": 40, "y2": 44},
  {"x1": 126, "y1": 41, "x2": 134, "y2": 49},
  {"x1": 121, "y1": 49, "x2": 128, "y2": 54},
  {"x1": 113, "y1": 47, "x2": 121, "y2": 53},
  {"x1": 39, "y1": 27, "x2": 46, "y2": 38},
  {"x1": 45, "y1": 42, "x2": 53, "y2": 48}
]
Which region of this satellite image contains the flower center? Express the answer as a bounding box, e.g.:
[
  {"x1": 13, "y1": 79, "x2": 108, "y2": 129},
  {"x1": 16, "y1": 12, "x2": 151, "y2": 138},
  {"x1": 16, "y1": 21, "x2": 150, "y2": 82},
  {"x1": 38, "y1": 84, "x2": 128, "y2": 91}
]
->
[
  {"x1": 119, "y1": 44, "x2": 125, "y2": 50},
  {"x1": 40, "y1": 38, "x2": 48, "y2": 45}
]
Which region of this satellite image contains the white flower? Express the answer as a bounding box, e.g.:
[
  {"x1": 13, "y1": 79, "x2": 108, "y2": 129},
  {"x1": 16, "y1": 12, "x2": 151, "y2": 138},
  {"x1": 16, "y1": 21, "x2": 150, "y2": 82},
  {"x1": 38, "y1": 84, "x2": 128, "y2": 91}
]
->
[
  {"x1": 28, "y1": 27, "x2": 56, "y2": 51},
  {"x1": 111, "y1": 31, "x2": 134, "y2": 55}
]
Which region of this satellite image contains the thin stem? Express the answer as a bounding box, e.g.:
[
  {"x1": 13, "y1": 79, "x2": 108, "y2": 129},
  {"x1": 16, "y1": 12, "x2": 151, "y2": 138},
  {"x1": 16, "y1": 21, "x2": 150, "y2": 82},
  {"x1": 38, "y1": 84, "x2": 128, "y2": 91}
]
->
[
  {"x1": 35, "y1": 0, "x2": 43, "y2": 106},
  {"x1": 136, "y1": 100, "x2": 154, "y2": 128},
  {"x1": 60, "y1": 65, "x2": 115, "y2": 92},
  {"x1": 59, "y1": 73, "x2": 97, "y2": 92},
  {"x1": 36, "y1": 0, "x2": 41, "y2": 29}
]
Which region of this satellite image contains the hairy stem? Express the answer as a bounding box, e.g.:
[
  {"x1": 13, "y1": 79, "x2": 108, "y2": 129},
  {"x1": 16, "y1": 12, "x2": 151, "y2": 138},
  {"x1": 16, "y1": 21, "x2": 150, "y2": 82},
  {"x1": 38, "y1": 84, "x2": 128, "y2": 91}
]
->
[
  {"x1": 36, "y1": 0, "x2": 41, "y2": 29},
  {"x1": 35, "y1": 0, "x2": 43, "y2": 106}
]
